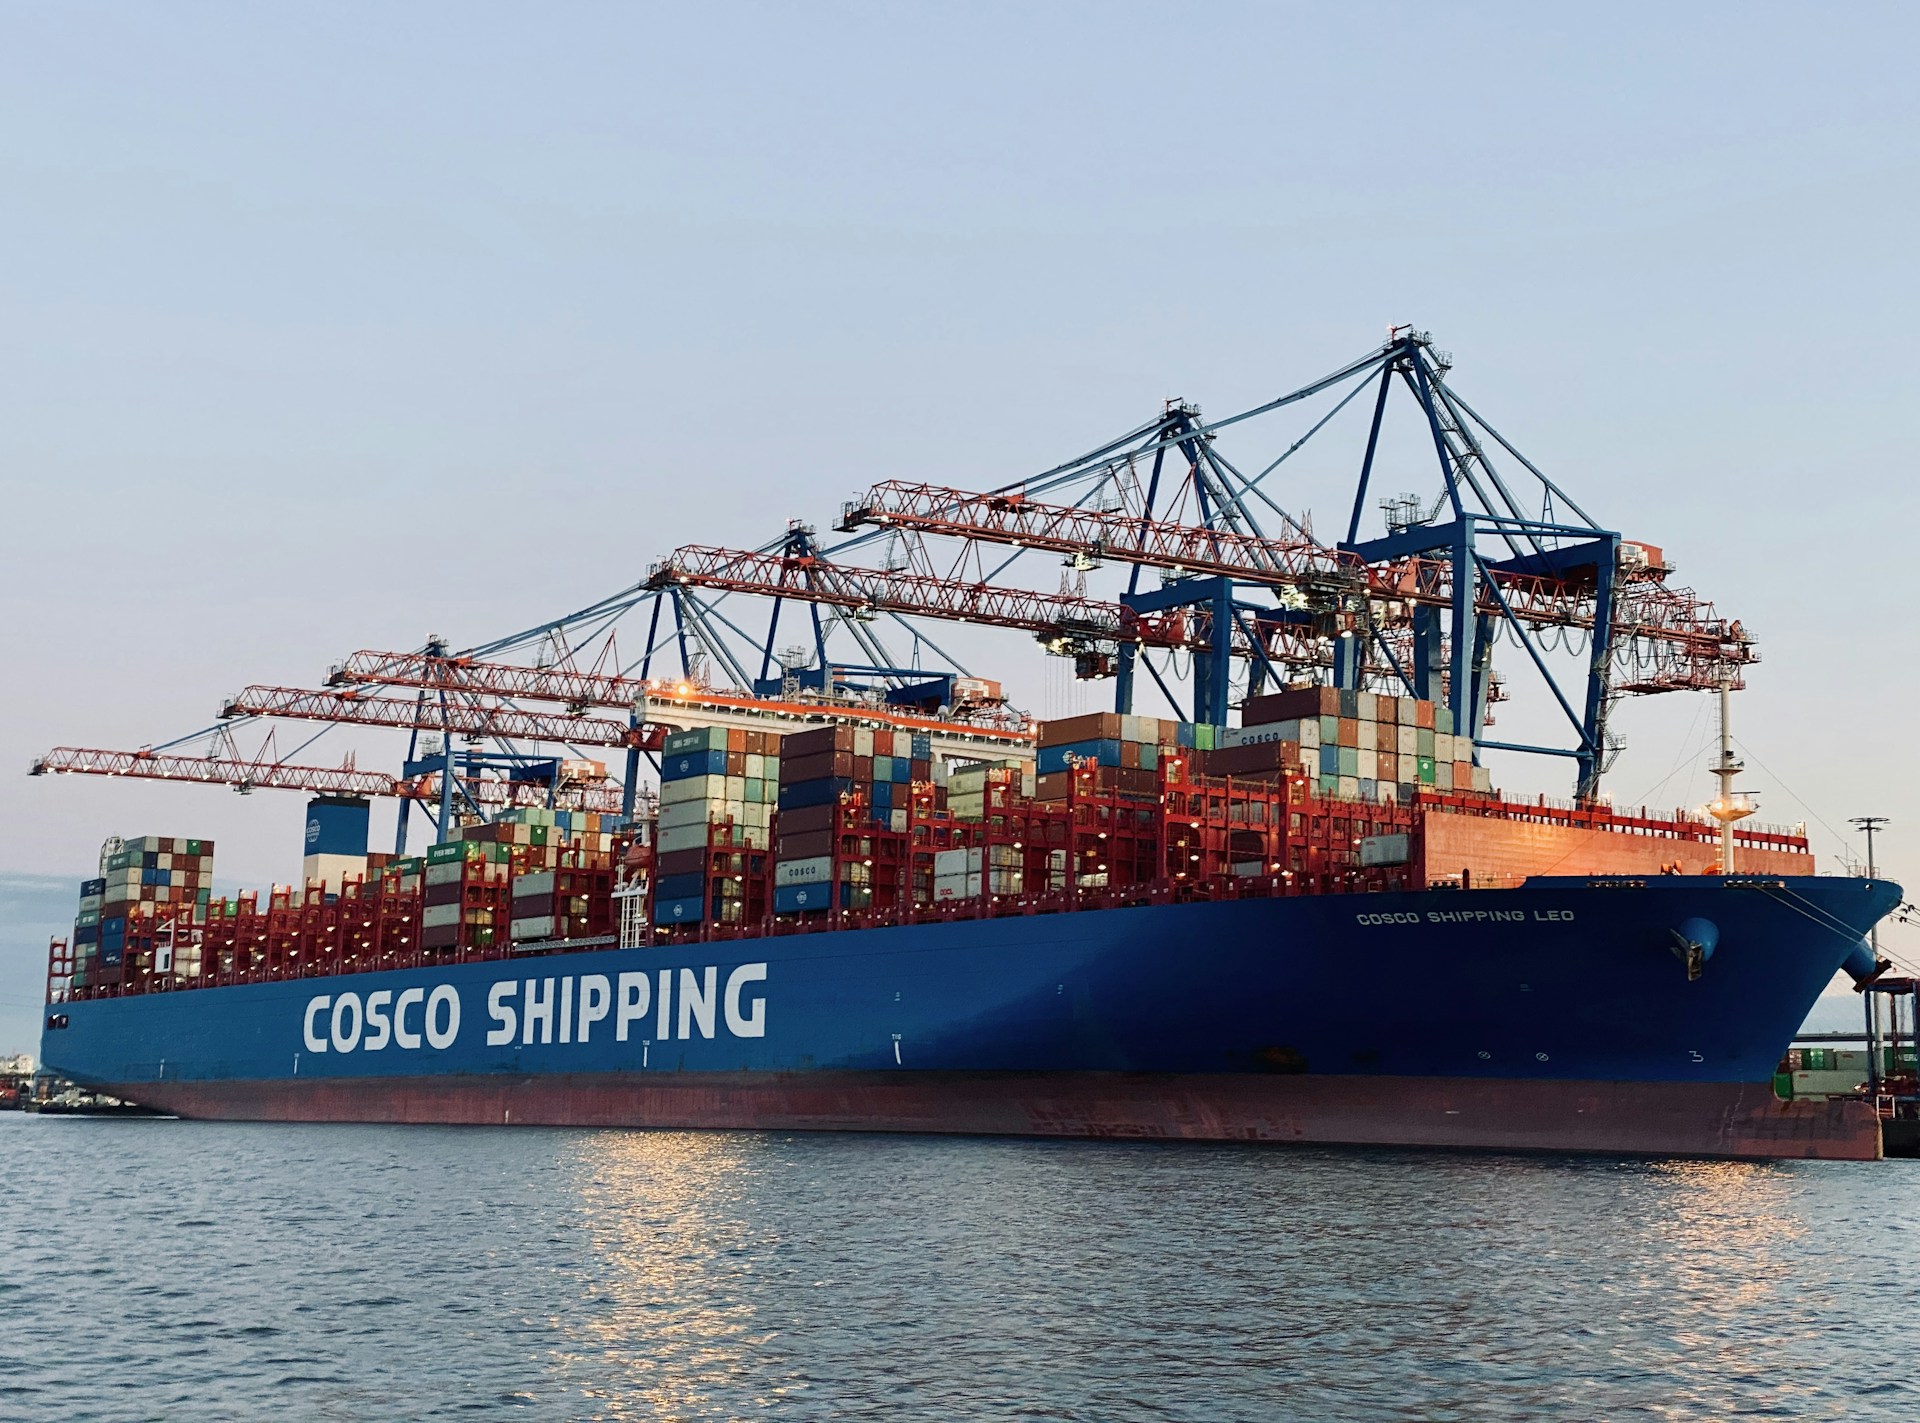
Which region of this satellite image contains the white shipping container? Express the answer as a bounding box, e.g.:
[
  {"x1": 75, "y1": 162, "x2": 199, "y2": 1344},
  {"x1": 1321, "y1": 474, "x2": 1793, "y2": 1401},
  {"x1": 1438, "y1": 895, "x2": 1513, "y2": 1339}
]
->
[
  {"x1": 723, "y1": 798, "x2": 746, "y2": 825},
  {"x1": 660, "y1": 774, "x2": 724, "y2": 806},
  {"x1": 987, "y1": 869, "x2": 1023, "y2": 894},
  {"x1": 724, "y1": 775, "x2": 746, "y2": 803},
  {"x1": 1472, "y1": 765, "x2": 1493, "y2": 793},
  {"x1": 893, "y1": 730, "x2": 913, "y2": 758},
  {"x1": 1357, "y1": 749, "x2": 1378, "y2": 780},
  {"x1": 1356, "y1": 691, "x2": 1378, "y2": 721},
  {"x1": 934, "y1": 848, "x2": 970, "y2": 877},
  {"x1": 422, "y1": 903, "x2": 463, "y2": 929},
  {"x1": 987, "y1": 844, "x2": 1021, "y2": 867},
  {"x1": 890, "y1": 810, "x2": 908, "y2": 833},
  {"x1": 1397, "y1": 725, "x2": 1419, "y2": 756},
  {"x1": 656, "y1": 822, "x2": 711, "y2": 855},
  {"x1": 511, "y1": 916, "x2": 556, "y2": 941},
  {"x1": 1356, "y1": 720, "x2": 1376, "y2": 752},
  {"x1": 744, "y1": 753, "x2": 765, "y2": 780},
  {"x1": 1436, "y1": 763, "x2": 1455, "y2": 791},
  {"x1": 658, "y1": 799, "x2": 715, "y2": 831},
  {"x1": 741, "y1": 826, "x2": 769, "y2": 850},
  {"x1": 774, "y1": 855, "x2": 834, "y2": 887},
  {"x1": 934, "y1": 872, "x2": 977, "y2": 901},
  {"x1": 424, "y1": 860, "x2": 466, "y2": 887},
  {"x1": 1337, "y1": 775, "x2": 1360, "y2": 800},
  {"x1": 513, "y1": 870, "x2": 556, "y2": 898},
  {"x1": 852, "y1": 728, "x2": 875, "y2": 757}
]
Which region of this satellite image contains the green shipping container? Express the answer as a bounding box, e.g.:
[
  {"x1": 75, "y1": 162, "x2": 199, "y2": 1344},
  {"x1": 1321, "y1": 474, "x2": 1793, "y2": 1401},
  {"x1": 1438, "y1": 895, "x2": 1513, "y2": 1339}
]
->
[
  {"x1": 1417, "y1": 756, "x2": 1437, "y2": 785},
  {"x1": 1195, "y1": 724, "x2": 1216, "y2": 751},
  {"x1": 426, "y1": 842, "x2": 465, "y2": 866}
]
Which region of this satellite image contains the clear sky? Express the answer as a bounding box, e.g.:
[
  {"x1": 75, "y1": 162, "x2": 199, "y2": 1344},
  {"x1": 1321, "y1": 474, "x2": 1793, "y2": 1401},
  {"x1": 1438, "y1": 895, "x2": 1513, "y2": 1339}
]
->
[{"x1": 2, "y1": 3, "x2": 1917, "y2": 1044}]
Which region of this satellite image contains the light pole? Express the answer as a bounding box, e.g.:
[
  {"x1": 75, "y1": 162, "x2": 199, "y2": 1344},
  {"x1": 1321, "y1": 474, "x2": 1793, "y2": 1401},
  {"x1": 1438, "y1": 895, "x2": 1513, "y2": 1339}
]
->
[
  {"x1": 1850, "y1": 816, "x2": 1890, "y2": 953},
  {"x1": 1850, "y1": 815, "x2": 1890, "y2": 1096}
]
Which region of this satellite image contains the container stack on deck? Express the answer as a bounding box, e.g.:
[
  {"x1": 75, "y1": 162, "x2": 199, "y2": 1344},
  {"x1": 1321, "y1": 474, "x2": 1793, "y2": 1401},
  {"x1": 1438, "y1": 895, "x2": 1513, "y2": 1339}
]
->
[
  {"x1": 53, "y1": 692, "x2": 1825, "y2": 1001},
  {"x1": 74, "y1": 836, "x2": 216, "y2": 990},
  {"x1": 654, "y1": 727, "x2": 778, "y2": 930}
]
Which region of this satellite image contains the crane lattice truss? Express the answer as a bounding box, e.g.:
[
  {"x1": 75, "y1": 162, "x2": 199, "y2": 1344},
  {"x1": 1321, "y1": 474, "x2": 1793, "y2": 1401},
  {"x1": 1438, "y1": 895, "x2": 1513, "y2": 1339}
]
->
[
  {"x1": 218, "y1": 686, "x2": 655, "y2": 750},
  {"x1": 819, "y1": 332, "x2": 1753, "y2": 798},
  {"x1": 32, "y1": 331, "x2": 1750, "y2": 809},
  {"x1": 643, "y1": 543, "x2": 1340, "y2": 669},
  {"x1": 30, "y1": 747, "x2": 629, "y2": 813}
]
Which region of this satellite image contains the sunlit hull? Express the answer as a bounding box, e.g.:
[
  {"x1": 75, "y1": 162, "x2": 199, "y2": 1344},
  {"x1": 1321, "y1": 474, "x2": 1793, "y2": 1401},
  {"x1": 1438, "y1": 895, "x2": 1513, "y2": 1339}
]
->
[{"x1": 42, "y1": 877, "x2": 1900, "y2": 1160}]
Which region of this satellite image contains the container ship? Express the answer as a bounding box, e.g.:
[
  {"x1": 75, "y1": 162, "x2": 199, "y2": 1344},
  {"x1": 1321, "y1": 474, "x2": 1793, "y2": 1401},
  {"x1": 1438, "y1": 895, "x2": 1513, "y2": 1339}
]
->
[{"x1": 31, "y1": 331, "x2": 1913, "y2": 1159}]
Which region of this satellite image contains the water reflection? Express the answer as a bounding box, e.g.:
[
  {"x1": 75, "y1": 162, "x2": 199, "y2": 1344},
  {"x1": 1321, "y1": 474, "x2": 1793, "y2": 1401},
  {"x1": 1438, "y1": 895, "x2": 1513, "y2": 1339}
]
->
[{"x1": 2, "y1": 1119, "x2": 1913, "y2": 1422}]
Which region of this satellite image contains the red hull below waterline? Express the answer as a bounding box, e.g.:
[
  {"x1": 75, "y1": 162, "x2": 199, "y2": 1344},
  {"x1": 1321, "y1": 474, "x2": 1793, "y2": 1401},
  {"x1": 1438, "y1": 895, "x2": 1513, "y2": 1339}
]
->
[{"x1": 101, "y1": 1071, "x2": 1882, "y2": 1161}]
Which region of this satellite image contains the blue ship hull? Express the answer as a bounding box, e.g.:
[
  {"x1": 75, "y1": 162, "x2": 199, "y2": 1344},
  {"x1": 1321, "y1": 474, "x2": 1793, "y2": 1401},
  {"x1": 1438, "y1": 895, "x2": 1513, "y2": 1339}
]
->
[{"x1": 39, "y1": 877, "x2": 1901, "y2": 1158}]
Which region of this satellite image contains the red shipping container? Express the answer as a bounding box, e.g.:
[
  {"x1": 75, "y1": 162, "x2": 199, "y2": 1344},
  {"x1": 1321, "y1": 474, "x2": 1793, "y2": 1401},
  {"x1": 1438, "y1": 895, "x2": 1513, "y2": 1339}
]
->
[{"x1": 654, "y1": 847, "x2": 707, "y2": 876}]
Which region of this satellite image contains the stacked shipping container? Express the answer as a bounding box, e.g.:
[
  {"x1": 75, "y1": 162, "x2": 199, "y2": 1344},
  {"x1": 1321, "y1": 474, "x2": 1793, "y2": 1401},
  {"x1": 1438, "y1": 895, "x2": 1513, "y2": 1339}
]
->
[{"x1": 654, "y1": 727, "x2": 779, "y2": 927}]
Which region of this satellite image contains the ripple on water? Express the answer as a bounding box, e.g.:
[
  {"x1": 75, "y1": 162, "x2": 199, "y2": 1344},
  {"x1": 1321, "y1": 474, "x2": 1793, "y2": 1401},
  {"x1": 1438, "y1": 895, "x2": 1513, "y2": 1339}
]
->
[{"x1": 2, "y1": 1118, "x2": 1917, "y2": 1422}]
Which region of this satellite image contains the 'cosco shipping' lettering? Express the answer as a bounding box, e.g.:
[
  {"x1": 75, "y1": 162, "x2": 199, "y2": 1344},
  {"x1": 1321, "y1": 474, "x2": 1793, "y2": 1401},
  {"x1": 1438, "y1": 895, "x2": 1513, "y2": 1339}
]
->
[{"x1": 301, "y1": 962, "x2": 768, "y2": 1054}]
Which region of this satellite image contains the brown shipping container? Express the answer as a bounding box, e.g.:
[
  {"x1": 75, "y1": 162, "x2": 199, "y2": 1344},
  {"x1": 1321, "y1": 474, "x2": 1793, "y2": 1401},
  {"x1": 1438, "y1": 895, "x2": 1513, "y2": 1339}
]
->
[
  {"x1": 1035, "y1": 770, "x2": 1073, "y2": 800},
  {"x1": 1241, "y1": 686, "x2": 1339, "y2": 726},
  {"x1": 1206, "y1": 740, "x2": 1301, "y2": 776},
  {"x1": 782, "y1": 725, "x2": 854, "y2": 760},
  {"x1": 911, "y1": 758, "x2": 931, "y2": 781},
  {"x1": 781, "y1": 750, "x2": 854, "y2": 785},
  {"x1": 1336, "y1": 718, "x2": 1358, "y2": 747},
  {"x1": 778, "y1": 802, "x2": 837, "y2": 835},
  {"x1": 1414, "y1": 700, "x2": 1435, "y2": 729},
  {"x1": 726, "y1": 750, "x2": 747, "y2": 777},
  {"x1": 1037, "y1": 711, "x2": 1122, "y2": 747},
  {"x1": 727, "y1": 728, "x2": 747, "y2": 753},
  {"x1": 421, "y1": 924, "x2": 460, "y2": 950},
  {"x1": 776, "y1": 828, "x2": 835, "y2": 861},
  {"x1": 1120, "y1": 740, "x2": 1141, "y2": 770},
  {"x1": 654, "y1": 846, "x2": 707, "y2": 876}
]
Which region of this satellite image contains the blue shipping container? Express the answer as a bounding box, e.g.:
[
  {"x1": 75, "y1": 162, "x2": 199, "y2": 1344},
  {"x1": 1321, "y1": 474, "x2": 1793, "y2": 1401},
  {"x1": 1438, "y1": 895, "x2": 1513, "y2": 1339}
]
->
[
  {"x1": 892, "y1": 757, "x2": 911, "y2": 783},
  {"x1": 911, "y1": 735, "x2": 932, "y2": 759},
  {"x1": 1037, "y1": 739, "x2": 1124, "y2": 775},
  {"x1": 655, "y1": 871, "x2": 707, "y2": 901},
  {"x1": 99, "y1": 943, "x2": 124, "y2": 967},
  {"x1": 774, "y1": 881, "x2": 849, "y2": 914},
  {"x1": 80, "y1": 877, "x2": 106, "y2": 897},
  {"x1": 305, "y1": 796, "x2": 371, "y2": 859},
  {"x1": 871, "y1": 781, "x2": 894, "y2": 810},
  {"x1": 663, "y1": 748, "x2": 729, "y2": 782},
  {"x1": 1318, "y1": 744, "x2": 1340, "y2": 776},
  {"x1": 778, "y1": 777, "x2": 852, "y2": 811},
  {"x1": 74, "y1": 923, "x2": 100, "y2": 945},
  {"x1": 652, "y1": 894, "x2": 706, "y2": 926}
]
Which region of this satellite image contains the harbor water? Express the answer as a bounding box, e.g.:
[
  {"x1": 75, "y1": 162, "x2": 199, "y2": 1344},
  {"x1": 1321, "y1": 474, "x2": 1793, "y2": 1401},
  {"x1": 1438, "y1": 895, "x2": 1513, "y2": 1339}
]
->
[{"x1": 1, "y1": 1115, "x2": 1915, "y2": 1421}]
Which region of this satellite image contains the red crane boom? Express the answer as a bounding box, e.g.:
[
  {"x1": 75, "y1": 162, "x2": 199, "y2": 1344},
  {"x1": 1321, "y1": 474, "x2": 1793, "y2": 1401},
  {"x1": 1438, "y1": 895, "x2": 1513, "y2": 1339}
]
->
[
  {"x1": 219, "y1": 686, "x2": 653, "y2": 749},
  {"x1": 29, "y1": 746, "x2": 630, "y2": 812}
]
